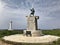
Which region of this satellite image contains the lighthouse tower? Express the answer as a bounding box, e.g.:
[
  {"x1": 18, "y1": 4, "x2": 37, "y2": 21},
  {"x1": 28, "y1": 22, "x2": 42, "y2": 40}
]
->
[{"x1": 8, "y1": 21, "x2": 12, "y2": 30}]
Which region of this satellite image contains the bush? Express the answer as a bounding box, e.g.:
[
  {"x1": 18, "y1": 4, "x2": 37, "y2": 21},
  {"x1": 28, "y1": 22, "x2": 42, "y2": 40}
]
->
[{"x1": 0, "y1": 30, "x2": 23, "y2": 38}]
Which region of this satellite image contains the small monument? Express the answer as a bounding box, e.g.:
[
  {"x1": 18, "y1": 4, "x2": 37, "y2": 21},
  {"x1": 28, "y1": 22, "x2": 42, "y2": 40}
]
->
[
  {"x1": 24, "y1": 8, "x2": 42, "y2": 37},
  {"x1": 8, "y1": 21, "x2": 12, "y2": 30}
]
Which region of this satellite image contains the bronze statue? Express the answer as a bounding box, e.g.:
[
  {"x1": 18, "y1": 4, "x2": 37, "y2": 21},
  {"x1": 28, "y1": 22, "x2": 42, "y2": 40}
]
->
[{"x1": 30, "y1": 8, "x2": 35, "y2": 16}]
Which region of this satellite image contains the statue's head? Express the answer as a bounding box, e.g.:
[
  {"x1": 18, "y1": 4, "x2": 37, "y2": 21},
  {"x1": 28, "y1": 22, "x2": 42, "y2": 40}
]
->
[{"x1": 31, "y1": 8, "x2": 35, "y2": 11}]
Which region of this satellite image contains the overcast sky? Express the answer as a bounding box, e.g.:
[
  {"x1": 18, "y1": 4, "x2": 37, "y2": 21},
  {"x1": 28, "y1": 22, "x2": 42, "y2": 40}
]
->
[{"x1": 0, "y1": 0, "x2": 60, "y2": 29}]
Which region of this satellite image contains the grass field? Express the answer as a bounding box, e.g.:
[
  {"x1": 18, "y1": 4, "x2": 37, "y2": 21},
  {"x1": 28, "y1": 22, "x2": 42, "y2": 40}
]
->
[
  {"x1": 0, "y1": 29, "x2": 60, "y2": 45},
  {"x1": 0, "y1": 30, "x2": 23, "y2": 38},
  {"x1": 42, "y1": 29, "x2": 60, "y2": 36}
]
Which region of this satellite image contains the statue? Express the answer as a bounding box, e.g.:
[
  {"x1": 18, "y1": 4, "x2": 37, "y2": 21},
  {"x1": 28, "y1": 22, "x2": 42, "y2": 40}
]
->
[{"x1": 30, "y1": 8, "x2": 35, "y2": 16}]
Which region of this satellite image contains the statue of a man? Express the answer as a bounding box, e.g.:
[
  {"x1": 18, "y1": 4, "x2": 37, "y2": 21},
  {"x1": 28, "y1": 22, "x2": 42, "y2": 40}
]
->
[{"x1": 30, "y1": 8, "x2": 35, "y2": 16}]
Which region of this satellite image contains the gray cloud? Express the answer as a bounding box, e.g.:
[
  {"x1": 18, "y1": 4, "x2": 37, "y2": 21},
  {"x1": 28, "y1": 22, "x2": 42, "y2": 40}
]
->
[{"x1": 0, "y1": 0, "x2": 60, "y2": 29}]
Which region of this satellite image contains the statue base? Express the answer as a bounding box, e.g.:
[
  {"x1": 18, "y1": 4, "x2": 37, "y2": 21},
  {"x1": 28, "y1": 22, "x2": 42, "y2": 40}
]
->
[{"x1": 23, "y1": 30, "x2": 43, "y2": 37}]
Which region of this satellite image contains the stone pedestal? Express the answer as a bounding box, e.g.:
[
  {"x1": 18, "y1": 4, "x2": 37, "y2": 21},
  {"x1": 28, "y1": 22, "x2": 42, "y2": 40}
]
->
[
  {"x1": 26, "y1": 15, "x2": 39, "y2": 30},
  {"x1": 24, "y1": 15, "x2": 42, "y2": 37}
]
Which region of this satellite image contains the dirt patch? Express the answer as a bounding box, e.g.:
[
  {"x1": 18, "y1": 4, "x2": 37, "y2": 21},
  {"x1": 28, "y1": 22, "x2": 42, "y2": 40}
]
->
[{"x1": 0, "y1": 40, "x2": 12, "y2": 45}]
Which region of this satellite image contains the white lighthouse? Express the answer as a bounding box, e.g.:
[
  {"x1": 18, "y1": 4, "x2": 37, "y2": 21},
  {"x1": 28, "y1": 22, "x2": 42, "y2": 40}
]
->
[{"x1": 8, "y1": 21, "x2": 12, "y2": 30}]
